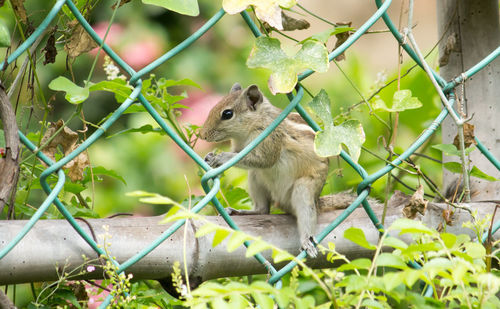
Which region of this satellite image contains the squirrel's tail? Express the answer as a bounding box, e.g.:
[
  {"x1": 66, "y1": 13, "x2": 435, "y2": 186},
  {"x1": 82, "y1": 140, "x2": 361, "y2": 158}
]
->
[{"x1": 318, "y1": 191, "x2": 380, "y2": 210}]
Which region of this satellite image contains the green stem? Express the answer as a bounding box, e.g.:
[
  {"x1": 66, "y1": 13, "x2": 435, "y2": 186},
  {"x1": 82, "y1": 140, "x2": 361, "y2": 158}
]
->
[
  {"x1": 85, "y1": 0, "x2": 121, "y2": 86},
  {"x1": 297, "y1": 4, "x2": 338, "y2": 27}
]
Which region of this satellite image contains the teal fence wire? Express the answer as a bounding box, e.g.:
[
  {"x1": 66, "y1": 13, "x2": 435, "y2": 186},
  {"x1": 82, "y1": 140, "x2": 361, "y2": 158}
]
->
[{"x1": 1, "y1": 0, "x2": 500, "y2": 307}]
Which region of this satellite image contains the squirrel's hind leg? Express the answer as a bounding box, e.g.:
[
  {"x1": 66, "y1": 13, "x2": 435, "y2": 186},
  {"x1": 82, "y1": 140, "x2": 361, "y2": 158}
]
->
[{"x1": 291, "y1": 177, "x2": 320, "y2": 258}]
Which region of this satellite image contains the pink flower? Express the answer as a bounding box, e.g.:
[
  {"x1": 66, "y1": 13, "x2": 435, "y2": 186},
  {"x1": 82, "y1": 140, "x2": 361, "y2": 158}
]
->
[
  {"x1": 87, "y1": 265, "x2": 96, "y2": 272},
  {"x1": 91, "y1": 22, "x2": 165, "y2": 70}
]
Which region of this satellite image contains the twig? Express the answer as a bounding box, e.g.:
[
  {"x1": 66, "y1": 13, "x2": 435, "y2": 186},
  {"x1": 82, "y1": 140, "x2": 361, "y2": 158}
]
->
[{"x1": 0, "y1": 82, "x2": 20, "y2": 218}]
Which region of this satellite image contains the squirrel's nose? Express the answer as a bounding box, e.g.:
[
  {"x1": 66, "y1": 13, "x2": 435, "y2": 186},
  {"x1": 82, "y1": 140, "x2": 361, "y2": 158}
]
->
[{"x1": 199, "y1": 128, "x2": 207, "y2": 141}]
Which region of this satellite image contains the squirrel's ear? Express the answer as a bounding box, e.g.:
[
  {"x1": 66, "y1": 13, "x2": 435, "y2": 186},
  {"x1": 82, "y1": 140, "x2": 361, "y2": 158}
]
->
[
  {"x1": 245, "y1": 85, "x2": 263, "y2": 111},
  {"x1": 230, "y1": 83, "x2": 242, "y2": 93}
]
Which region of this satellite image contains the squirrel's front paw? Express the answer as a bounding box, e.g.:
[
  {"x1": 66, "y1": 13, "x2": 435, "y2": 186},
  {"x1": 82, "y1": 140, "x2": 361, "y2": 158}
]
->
[
  {"x1": 204, "y1": 152, "x2": 234, "y2": 168},
  {"x1": 301, "y1": 236, "x2": 318, "y2": 258},
  {"x1": 204, "y1": 152, "x2": 218, "y2": 167}
]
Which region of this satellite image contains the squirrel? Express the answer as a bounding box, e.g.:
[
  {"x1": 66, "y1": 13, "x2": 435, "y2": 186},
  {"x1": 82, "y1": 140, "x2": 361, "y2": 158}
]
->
[{"x1": 200, "y1": 83, "x2": 357, "y2": 257}]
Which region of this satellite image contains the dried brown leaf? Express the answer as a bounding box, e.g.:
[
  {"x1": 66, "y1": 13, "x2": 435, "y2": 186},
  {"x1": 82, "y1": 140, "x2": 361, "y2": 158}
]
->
[
  {"x1": 333, "y1": 22, "x2": 352, "y2": 61},
  {"x1": 43, "y1": 30, "x2": 57, "y2": 65},
  {"x1": 402, "y1": 185, "x2": 428, "y2": 219},
  {"x1": 261, "y1": 11, "x2": 310, "y2": 32},
  {"x1": 41, "y1": 120, "x2": 89, "y2": 181},
  {"x1": 11, "y1": 0, "x2": 27, "y2": 23},
  {"x1": 453, "y1": 122, "x2": 476, "y2": 149},
  {"x1": 64, "y1": 22, "x2": 98, "y2": 58}
]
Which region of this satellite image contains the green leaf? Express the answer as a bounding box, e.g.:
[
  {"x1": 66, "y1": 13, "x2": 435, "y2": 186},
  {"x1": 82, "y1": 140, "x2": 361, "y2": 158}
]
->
[
  {"x1": 444, "y1": 162, "x2": 499, "y2": 181},
  {"x1": 221, "y1": 187, "x2": 252, "y2": 210},
  {"x1": 126, "y1": 190, "x2": 155, "y2": 197},
  {"x1": 89, "y1": 78, "x2": 133, "y2": 103},
  {"x1": 139, "y1": 195, "x2": 177, "y2": 205},
  {"x1": 300, "y1": 26, "x2": 354, "y2": 44},
  {"x1": 337, "y1": 258, "x2": 372, "y2": 271},
  {"x1": 441, "y1": 233, "x2": 457, "y2": 249},
  {"x1": 90, "y1": 166, "x2": 126, "y2": 184},
  {"x1": 48, "y1": 76, "x2": 89, "y2": 104},
  {"x1": 470, "y1": 165, "x2": 499, "y2": 181},
  {"x1": 0, "y1": 20, "x2": 11, "y2": 47},
  {"x1": 247, "y1": 37, "x2": 328, "y2": 94},
  {"x1": 195, "y1": 223, "x2": 218, "y2": 238},
  {"x1": 245, "y1": 239, "x2": 271, "y2": 257},
  {"x1": 64, "y1": 182, "x2": 86, "y2": 194},
  {"x1": 383, "y1": 272, "x2": 404, "y2": 291},
  {"x1": 343, "y1": 227, "x2": 376, "y2": 250},
  {"x1": 227, "y1": 231, "x2": 248, "y2": 252},
  {"x1": 372, "y1": 90, "x2": 422, "y2": 112},
  {"x1": 251, "y1": 292, "x2": 274, "y2": 309},
  {"x1": 403, "y1": 269, "x2": 422, "y2": 287},
  {"x1": 443, "y1": 161, "x2": 462, "y2": 173},
  {"x1": 432, "y1": 144, "x2": 475, "y2": 156},
  {"x1": 223, "y1": 0, "x2": 296, "y2": 30},
  {"x1": 107, "y1": 124, "x2": 166, "y2": 139},
  {"x1": 159, "y1": 78, "x2": 202, "y2": 89},
  {"x1": 142, "y1": 0, "x2": 199, "y2": 16},
  {"x1": 272, "y1": 249, "x2": 294, "y2": 263},
  {"x1": 315, "y1": 119, "x2": 365, "y2": 161},
  {"x1": 464, "y1": 242, "x2": 486, "y2": 259},
  {"x1": 382, "y1": 236, "x2": 408, "y2": 250},
  {"x1": 389, "y1": 218, "x2": 434, "y2": 235},
  {"x1": 361, "y1": 299, "x2": 385, "y2": 309},
  {"x1": 308, "y1": 90, "x2": 365, "y2": 162},
  {"x1": 212, "y1": 229, "x2": 231, "y2": 247},
  {"x1": 376, "y1": 253, "x2": 407, "y2": 269}
]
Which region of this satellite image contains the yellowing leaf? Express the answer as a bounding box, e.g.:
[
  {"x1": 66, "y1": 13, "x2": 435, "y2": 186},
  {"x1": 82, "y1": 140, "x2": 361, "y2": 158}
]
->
[
  {"x1": 247, "y1": 37, "x2": 328, "y2": 94},
  {"x1": 223, "y1": 0, "x2": 296, "y2": 30}
]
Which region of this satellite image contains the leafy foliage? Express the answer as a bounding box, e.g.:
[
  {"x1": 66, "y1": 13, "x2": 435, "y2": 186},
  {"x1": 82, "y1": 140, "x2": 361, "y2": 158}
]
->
[
  {"x1": 247, "y1": 37, "x2": 328, "y2": 94},
  {"x1": 308, "y1": 89, "x2": 365, "y2": 162}
]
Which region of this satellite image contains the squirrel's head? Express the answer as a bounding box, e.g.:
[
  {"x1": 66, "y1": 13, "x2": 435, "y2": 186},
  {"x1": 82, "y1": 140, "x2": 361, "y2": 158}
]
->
[{"x1": 200, "y1": 83, "x2": 265, "y2": 142}]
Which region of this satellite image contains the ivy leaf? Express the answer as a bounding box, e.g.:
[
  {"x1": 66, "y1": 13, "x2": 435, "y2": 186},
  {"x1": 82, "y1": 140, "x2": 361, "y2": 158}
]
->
[
  {"x1": 48, "y1": 76, "x2": 89, "y2": 104},
  {"x1": 142, "y1": 0, "x2": 199, "y2": 16},
  {"x1": 223, "y1": 0, "x2": 296, "y2": 30},
  {"x1": 89, "y1": 78, "x2": 133, "y2": 103},
  {"x1": 308, "y1": 90, "x2": 365, "y2": 162},
  {"x1": 300, "y1": 26, "x2": 354, "y2": 44},
  {"x1": 0, "y1": 20, "x2": 11, "y2": 47},
  {"x1": 372, "y1": 89, "x2": 422, "y2": 112},
  {"x1": 247, "y1": 37, "x2": 328, "y2": 94},
  {"x1": 344, "y1": 227, "x2": 376, "y2": 250}
]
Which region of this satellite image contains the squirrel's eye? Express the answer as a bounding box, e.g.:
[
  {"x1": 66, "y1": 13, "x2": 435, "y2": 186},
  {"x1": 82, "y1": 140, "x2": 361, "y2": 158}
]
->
[{"x1": 221, "y1": 109, "x2": 233, "y2": 120}]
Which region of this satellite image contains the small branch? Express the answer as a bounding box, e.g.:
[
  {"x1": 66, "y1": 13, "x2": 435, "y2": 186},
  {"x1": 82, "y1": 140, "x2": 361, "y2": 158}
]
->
[{"x1": 0, "y1": 82, "x2": 20, "y2": 217}]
